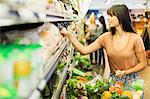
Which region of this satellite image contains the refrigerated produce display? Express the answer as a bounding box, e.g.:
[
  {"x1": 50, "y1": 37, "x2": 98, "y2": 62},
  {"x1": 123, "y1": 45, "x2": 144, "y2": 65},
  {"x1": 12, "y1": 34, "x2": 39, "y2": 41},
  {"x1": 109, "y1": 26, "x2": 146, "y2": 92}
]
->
[
  {"x1": 0, "y1": 21, "x2": 76, "y2": 98},
  {"x1": 59, "y1": 52, "x2": 144, "y2": 99},
  {"x1": 0, "y1": 0, "x2": 80, "y2": 98},
  {"x1": 0, "y1": 0, "x2": 147, "y2": 99}
]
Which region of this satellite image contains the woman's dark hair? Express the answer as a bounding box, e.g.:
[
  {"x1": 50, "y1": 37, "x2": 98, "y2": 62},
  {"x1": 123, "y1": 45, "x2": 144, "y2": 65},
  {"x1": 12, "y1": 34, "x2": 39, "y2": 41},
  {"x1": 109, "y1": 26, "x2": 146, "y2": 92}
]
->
[
  {"x1": 99, "y1": 16, "x2": 108, "y2": 33},
  {"x1": 107, "y1": 4, "x2": 136, "y2": 35}
]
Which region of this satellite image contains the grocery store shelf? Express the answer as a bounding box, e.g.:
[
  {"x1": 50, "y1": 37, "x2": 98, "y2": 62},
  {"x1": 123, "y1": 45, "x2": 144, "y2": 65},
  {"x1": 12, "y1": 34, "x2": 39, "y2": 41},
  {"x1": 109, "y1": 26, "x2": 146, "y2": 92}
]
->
[
  {"x1": 44, "y1": 41, "x2": 69, "y2": 82},
  {"x1": 0, "y1": 18, "x2": 17, "y2": 27},
  {"x1": 51, "y1": 66, "x2": 68, "y2": 99},
  {"x1": 0, "y1": 3, "x2": 73, "y2": 27},
  {"x1": 51, "y1": 44, "x2": 74, "y2": 99},
  {"x1": 28, "y1": 41, "x2": 69, "y2": 99},
  {"x1": 28, "y1": 5, "x2": 71, "y2": 19},
  {"x1": 0, "y1": 17, "x2": 73, "y2": 27},
  {"x1": 40, "y1": 17, "x2": 73, "y2": 23}
]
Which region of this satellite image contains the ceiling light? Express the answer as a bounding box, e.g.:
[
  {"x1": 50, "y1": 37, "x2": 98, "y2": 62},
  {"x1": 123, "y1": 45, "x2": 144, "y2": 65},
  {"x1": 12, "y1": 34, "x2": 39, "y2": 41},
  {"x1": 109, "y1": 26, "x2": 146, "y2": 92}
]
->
[{"x1": 106, "y1": 0, "x2": 112, "y2": 5}]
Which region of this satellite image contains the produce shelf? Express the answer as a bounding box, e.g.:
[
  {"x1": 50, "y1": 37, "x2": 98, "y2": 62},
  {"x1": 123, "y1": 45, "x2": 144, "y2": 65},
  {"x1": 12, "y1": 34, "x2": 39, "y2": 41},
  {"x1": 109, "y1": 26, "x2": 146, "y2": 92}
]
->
[
  {"x1": 28, "y1": 41, "x2": 69, "y2": 99},
  {"x1": 51, "y1": 44, "x2": 74, "y2": 99}
]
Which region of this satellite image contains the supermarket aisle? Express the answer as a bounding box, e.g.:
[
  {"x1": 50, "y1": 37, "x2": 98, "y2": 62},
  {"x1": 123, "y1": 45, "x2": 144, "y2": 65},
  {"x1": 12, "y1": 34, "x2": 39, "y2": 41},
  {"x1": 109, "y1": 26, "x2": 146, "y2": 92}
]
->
[{"x1": 139, "y1": 63, "x2": 150, "y2": 99}]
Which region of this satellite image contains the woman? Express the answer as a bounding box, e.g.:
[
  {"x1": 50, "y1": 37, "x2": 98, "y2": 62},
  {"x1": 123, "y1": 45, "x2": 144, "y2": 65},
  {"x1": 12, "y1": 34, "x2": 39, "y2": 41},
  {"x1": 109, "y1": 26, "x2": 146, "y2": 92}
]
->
[
  {"x1": 61, "y1": 5, "x2": 147, "y2": 83},
  {"x1": 97, "y1": 15, "x2": 108, "y2": 36},
  {"x1": 85, "y1": 13, "x2": 99, "y2": 64}
]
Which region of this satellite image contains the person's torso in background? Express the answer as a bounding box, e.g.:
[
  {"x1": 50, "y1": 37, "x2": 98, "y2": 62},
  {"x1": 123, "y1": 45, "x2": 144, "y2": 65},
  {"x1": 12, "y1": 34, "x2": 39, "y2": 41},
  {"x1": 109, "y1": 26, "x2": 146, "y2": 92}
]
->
[{"x1": 88, "y1": 24, "x2": 98, "y2": 40}]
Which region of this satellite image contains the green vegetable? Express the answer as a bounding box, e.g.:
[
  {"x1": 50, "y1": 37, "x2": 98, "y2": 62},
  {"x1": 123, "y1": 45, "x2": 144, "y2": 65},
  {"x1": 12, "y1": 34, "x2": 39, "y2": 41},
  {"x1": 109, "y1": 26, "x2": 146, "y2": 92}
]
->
[
  {"x1": 104, "y1": 83, "x2": 110, "y2": 91},
  {"x1": 57, "y1": 62, "x2": 67, "y2": 70},
  {"x1": 94, "y1": 80, "x2": 104, "y2": 89},
  {"x1": 132, "y1": 79, "x2": 144, "y2": 91},
  {"x1": 68, "y1": 95, "x2": 78, "y2": 99},
  {"x1": 111, "y1": 92, "x2": 121, "y2": 99},
  {"x1": 74, "y1": 55, "x2": 91, "y2": 69},
  {"x1": 72, "y1": 68, "x2": 85, "y2": 77},
  {"x1": 86, "y1": 80, "x2": 104, "y2": 94},
  {"x1": 67, "y1": 78, "x2": 78, "y2": 89},
  {"x1": 104, "y1": 79, "x2": 111, "y2": 90},
  {"x1": 86, "y1": 84, "x2": 95, "y2": 93},
  {"x1": 94, "y1": 80, "x2": 104, "y2": 93},
  {"x1": 67, "y1": 79, "x2": 79, "y2": 98},
  {"x1": 85, "y1": 75, "x2": 94, "y2": 80},
  {"x1": 120, "y1": 95, "x2": 130, "y2": 99}
]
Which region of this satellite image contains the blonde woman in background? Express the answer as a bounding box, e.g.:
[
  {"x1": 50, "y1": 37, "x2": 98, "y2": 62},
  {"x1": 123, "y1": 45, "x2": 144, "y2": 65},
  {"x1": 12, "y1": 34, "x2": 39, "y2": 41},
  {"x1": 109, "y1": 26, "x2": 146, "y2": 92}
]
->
[{"x1": 85, "y1": 13, "x2": 99, "y2": 65}]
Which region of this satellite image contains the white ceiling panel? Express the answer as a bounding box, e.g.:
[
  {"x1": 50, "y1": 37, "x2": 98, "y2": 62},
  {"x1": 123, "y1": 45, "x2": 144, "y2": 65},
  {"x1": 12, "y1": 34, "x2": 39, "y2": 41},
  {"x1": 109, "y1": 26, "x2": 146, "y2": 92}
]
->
[{"x1": 89, "y1": 0, "x2": 150, "y2": 10}]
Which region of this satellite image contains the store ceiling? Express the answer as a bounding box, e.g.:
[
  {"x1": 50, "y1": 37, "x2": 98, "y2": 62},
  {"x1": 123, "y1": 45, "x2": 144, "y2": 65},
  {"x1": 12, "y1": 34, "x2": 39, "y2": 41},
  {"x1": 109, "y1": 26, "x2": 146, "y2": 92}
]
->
[{"x1": 89, "y1": 0, "x2": 150, "y2": 10}]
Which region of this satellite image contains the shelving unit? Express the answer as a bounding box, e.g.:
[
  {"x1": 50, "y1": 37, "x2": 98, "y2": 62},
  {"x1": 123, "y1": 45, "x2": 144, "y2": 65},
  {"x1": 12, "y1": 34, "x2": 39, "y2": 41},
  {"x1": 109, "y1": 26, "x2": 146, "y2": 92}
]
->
[
  {"x1": 0, "y1": 0, "x2": 92, "y2": 99},
  {"x1": 43, "y1": 41, "x2": 69, "y2": 82},
  {"x1": 0, "y1": 1, "x2": 73, "y2": 27},
  {"x1": 28, "y1": 41, "x2": 71, "y2": 99},
  {"x1": 59, "y1": 63, "x2": 75, "y2": 99},
  {"x1": 0, "y1": 0, "x2": 93, "y2": 27},
  {"x1": 51, "y1": 44, "x2": 74, "y2": 99},
  {"x1": 132, "y1": 18, "x2": 150, "y2": 35}
]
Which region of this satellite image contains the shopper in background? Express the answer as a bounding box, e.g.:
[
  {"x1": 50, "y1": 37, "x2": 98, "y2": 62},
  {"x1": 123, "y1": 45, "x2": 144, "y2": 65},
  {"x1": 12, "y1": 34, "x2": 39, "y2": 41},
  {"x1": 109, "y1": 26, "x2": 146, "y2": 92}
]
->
[
  {"x1": 85, "y1": 13, "x2": 99, "y2": 65},
  {"x1": 61, "y1": 4, "x2": 147, "y2": 84},
  {"x1": 96, "y1": 16, "x2": 108, "y2": 65},
  {"x1": 97, "y1": 15, "x2": 108, "y2": 36}
]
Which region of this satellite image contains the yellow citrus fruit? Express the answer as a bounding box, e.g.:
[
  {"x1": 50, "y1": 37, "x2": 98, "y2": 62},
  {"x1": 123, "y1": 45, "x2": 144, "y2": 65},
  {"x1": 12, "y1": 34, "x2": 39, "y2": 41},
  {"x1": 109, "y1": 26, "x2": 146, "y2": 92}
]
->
[
  {"x1": 101, "y1": 91, "x2": 112, "y2": 99},
  {"x1": 14, "y1": 61, "x2": 31, "y2": 77},
  {"x1": 48, "y1": 0, "x2": 53, "y2": 4},
  {"x1": 122, "y1": 90, "x2": 133, "y2": 99}
]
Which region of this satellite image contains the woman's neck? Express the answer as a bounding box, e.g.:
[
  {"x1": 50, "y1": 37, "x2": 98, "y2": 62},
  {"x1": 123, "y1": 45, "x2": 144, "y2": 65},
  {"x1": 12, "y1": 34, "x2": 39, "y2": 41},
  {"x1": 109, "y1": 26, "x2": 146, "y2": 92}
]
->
[{"x1": 115, "y1": 25, "x2": 125, "y2": 36}]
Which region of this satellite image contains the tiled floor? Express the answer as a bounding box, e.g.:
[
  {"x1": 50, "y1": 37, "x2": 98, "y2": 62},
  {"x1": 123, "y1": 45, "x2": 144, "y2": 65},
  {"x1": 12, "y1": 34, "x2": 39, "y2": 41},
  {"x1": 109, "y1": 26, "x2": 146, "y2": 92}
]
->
[{"x1": 139, "y1": 64, "x2": 150, "y2": 99}]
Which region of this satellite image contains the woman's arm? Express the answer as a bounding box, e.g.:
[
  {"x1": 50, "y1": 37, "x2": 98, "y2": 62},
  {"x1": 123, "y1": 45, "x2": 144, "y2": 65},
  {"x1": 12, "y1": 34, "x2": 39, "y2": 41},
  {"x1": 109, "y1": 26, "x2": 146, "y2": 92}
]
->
[
  {"x1": 125, "y1": 35, "x2": 147, "y2": 74},
  {"x1": 61, "y1": 30, "x2": 101, "y2": 55},
  {"x1": 125, "y1": 51, "x2": 147, "y2": 74},
  {"x1": 116, "y1": 51, "x2": 147, "y2": 77}
]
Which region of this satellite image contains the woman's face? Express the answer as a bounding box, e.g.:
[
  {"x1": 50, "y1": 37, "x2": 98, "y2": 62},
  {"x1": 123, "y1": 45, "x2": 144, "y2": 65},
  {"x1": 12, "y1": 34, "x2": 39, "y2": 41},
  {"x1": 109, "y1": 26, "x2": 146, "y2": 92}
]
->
[{"x1": 107, "y1": 15, "x2": 120, "y2": 28}]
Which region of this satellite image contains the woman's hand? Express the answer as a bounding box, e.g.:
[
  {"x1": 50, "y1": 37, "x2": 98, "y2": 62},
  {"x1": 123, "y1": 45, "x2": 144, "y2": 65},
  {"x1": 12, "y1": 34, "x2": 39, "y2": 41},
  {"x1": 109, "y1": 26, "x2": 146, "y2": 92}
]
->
[
  {"x1": 60, "y1": 29, "x2": 72, "y2": 38},
  {"x1": 115, "y1": 70, "x2": 126, "y2": 78}
]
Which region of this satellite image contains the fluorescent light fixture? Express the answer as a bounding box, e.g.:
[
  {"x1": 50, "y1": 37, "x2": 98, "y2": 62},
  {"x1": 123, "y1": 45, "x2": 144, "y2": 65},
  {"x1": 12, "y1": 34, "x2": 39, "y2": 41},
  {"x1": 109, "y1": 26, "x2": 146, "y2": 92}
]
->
[
  {"x1": 106, "y1": 0, "x2": 112, "y2": 5},
  {"x1": 138, "y1": 3, "x2": 143, "y2": 7}
]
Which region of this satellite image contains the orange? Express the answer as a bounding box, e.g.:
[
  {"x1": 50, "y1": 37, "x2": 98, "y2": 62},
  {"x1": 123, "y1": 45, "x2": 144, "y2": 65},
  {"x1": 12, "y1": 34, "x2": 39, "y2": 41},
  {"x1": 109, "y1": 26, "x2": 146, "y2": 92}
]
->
[
  {"x1": 122, "y1": 90, "x2": 133, "y2": 99},
  {"x1": 109, "y1": 85, "x2": 115, "y2": 93}
]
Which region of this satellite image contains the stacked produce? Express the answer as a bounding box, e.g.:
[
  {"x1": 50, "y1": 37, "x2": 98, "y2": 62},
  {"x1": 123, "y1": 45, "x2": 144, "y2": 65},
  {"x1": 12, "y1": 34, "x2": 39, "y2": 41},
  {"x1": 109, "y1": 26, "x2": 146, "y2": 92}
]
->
[
  {"x1": 65, "y1": 55, "x2": 106, "y2": 98},
  {"x1": 64, "y1": 55, "x2": 144, "y2": 99},
  {"x1": 66, "y1": 67, "x2": 111, "y2": 99},
  {"x1": 39, "y1": 23, "x2": 64, "y2": 60},
  {"x1": 5, "y1": 23, "x2": 64, "y2": 61},
  {"x1": 74, "y1": 55, "x2": 92, "y2": 71},
  {"x1": 101, "y1": 79, "x2": 144, "y2": 99}
]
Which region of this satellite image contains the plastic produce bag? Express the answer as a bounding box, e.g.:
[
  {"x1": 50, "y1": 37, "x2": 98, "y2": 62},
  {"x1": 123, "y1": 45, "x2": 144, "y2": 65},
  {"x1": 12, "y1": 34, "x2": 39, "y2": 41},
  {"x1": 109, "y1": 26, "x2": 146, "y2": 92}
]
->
[{"x1": 38, "y1": 23, "x2": 63, "y2": 59}]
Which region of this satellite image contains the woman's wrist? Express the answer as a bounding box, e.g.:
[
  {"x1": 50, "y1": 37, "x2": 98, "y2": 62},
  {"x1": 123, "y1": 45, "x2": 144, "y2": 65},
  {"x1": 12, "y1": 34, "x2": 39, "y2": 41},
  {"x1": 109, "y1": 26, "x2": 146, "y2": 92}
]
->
[
  {"x1": 68, "y1": 33, "x2": 75, "y2": 42},
  {"x1": 125, "y1": 70, "x2": 131, "y2": 75}
]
